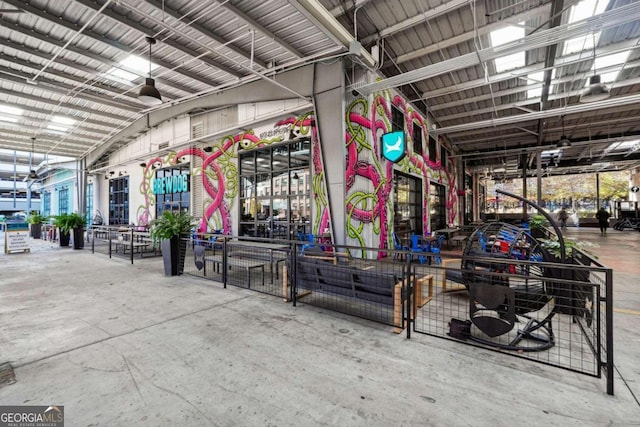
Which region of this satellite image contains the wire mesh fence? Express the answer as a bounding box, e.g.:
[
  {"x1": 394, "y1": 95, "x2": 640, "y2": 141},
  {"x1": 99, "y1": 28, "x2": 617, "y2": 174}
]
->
[
  {"x1": 89, "y1": 225, "x2": 159, "y2": 263},
  {"x1": 412, "y1": 251, "x2": 613, "y2": 393},
  {"x1": 171, "y1": 233, "x2": 614, "y2": 394}
]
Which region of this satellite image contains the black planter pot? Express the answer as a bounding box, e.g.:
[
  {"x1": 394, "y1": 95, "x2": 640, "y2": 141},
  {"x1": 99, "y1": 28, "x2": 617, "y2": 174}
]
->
[
  {"x1": 161, "y1": 236, "x2": 186, "y2": 276},
  {"x1": 31, "y1": 223, "x2": 42, "y2": 240},
  {"x1": 72, "y1": 227, "x2": 84, "y2": 250},
  {"x1": 59, "y1": 230, "x2": 70, "y2": 247}
]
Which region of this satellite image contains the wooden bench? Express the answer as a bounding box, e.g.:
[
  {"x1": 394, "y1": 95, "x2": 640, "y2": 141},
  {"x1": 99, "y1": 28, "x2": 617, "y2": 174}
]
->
[
  {"x1": 294, "y1": 256, "x2": 426, "y2": 333},
  {"x1": 228, "y1": 247, "x2": 288, "y2": 283},
  {"x1": 204, "y1": 254, "x2": 265, "y2": 288}
]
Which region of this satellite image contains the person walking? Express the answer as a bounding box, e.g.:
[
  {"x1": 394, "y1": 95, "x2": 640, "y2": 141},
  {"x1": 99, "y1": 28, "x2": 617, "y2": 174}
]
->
[
  {"x1": 557, "y1": 207, "x2": 569, "y2": 229},
  {"x1": 596, "y1": 207, "x2": 611, "y2": 235}
]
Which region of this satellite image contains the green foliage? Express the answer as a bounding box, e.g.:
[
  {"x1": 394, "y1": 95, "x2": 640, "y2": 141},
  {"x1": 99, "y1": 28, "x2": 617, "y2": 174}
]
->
[
  {"x1": 529, "y1": 214, "x2": 549, "y2": 229},
  {"x1": 149, "y1": 211, "x2": 196, "y2": 242},
  {"x1": 542, "y1": 237, "x2": 598, "y2": 259},
  {"x1": 53, "y1": 212, "x2": 86, "y2": 233},
  {"x1": 27, "y1": 212, "x2": 46, "y2": 225}
]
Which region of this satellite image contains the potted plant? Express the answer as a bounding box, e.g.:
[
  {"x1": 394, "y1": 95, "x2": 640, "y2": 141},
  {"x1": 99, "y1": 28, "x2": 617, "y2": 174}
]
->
[
  {"x1": 27, "y1": 211, "x2": 46, "y2": 239},
  {"x1": 53, "y1": 213, "x2": 71, "y2": 247},
  {"x1": 67, "y1": 212, "x2": 87, "y2": 250},
  {"x1": 150, "y1": 211, "x2": 196, "y2": 276},
  {"x1": 529, "y1": 213, "x2": 550, "y2": 239}
]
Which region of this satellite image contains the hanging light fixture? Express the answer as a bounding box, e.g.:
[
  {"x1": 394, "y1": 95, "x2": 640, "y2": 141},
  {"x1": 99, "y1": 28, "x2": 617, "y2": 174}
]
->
[
  {"x1": 580, "y1": 34, "x2": 610, "y2": 103},
  {"x1": 28, "y1": 137, "x2": 38, "y2": 180},
  {"x1": 557, "y1": 115, "x2": 571, "y2": 148},
  {"x1": 138, "y1": 37, "x2": 162, "y2": 106}
]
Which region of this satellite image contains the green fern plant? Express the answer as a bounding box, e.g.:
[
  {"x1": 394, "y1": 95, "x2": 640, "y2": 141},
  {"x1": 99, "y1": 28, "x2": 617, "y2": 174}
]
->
[{"x1": 149, "y1": 211, "x2": 196, "y2": 243}]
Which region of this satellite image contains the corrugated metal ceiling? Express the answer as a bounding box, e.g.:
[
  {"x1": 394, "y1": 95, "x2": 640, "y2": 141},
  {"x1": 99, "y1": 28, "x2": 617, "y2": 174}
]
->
[{"x1": 0, "y1": 0, "x2": 638, "y2": 178}]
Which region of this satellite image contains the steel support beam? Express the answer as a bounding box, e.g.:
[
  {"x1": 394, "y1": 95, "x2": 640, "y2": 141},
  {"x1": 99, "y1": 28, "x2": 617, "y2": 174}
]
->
[
  {"x1": 360, "y1": 0, "x2": 468, "y2": 46},
  {"x1": 354, "y1": 2, "x2": 640, "y2": 95},
  {"x1": 78, "y1": 0, "x2": 245, "y2": 77},
  {"x1": 144, "y1": 0, "x2": 274, "y2": 66},
  {"x1": 0, "y1": 24, "x2": 195, "y2": 94},
  {"x1": 396, "y1": 4, "x2": 552, "y2": 65},
  {"x1": 1, "y1": 0, "x2": 218, "y2": 86}
]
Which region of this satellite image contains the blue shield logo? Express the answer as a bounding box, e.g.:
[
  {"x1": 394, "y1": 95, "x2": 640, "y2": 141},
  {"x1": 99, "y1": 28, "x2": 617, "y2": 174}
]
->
[{"x1": 381, "y1": 131, "x2": 406, "y2": 163}]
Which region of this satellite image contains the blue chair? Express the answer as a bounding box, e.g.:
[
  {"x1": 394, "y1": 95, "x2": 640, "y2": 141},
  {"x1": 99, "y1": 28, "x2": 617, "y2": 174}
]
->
[
  {"x1": 429, "y1": 235, "x2": 446, "y2": 264},
  {"x1": 298, "y1": 232, "x2": 315, "y2": 255},
  {"x1": 410, "y1": 234, "x2": 428, "y2": 264},
  {"x1": 392, "y1": 232, "x2": 408, "y2": 260}
]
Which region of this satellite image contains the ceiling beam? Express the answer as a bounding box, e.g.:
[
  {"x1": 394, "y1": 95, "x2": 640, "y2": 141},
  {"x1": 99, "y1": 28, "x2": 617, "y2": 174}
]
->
[
  {"x1": 395, "y1": 4, "x2": 552, "y2": 65},
  {"x1": 289, "y1": 0, "x2": 375, "y2": 67},
  {"x1": 360, "y1": 0, "x2": 468, "y2": 46},
  {"x1": 0, "y1": 87, "x2": 131, "y2": 122},
  {"x1": 216, "y1": 1, "x2": 303, "y2": 58},
  {"x1": 0, "y1": 52, "x2": 153, "y2": 103},
  {"x1": 0, "y1": 102, "x2": 120, "y2": 130},
  {"x1": 535, "y1": 0, "x2": 566, "y2": 148},
  {"x1": 143, "y1": 0, "x2": 273, "y2": 67},
  {"x1": 1, "y1": 0, "x2": 218, "y2": 87},
  {"x1": 435, "y1": 94, "x2": 640, "y2": 136},
  {"x1": 0, "y1": 23, "x2": 195, "y2": 95},
  {"x1": 329, "y1": 0, "x2": 373, "y2": 18},
  {"x1": 432, "y1": 68, "x2": 640, "y2": 113},
  {"x1": 77, "y1": 0, "x2": 245, "y2": 78},
  {"x1": 0, "y1": 116, "x2": 111, "y2": 139},
  {"x1": 421, "y1": 39, "x2": 640, "y2": 100},
  {"x1": 354, "y1": 2, "x2": 640, "y2": 95},
  {"x1": 0, "y1": 66, "x2": 143, "y2": 112}
]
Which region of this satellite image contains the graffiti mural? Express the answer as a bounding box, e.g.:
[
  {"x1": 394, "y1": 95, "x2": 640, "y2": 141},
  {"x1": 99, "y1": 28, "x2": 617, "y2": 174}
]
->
[
  {"x1": 137, "y1": 112, "x2": 331, "y2": 237},
  {"x1": 345, "y1": 91, "x2": 459, "y2": 256}
]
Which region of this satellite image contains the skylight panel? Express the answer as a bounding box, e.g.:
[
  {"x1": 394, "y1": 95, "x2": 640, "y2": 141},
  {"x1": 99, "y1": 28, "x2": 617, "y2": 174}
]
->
[
  {"x1": 52, "y1": 116, "x2": 75, "y2": 126},
  {"x1": 589, "y1": 51, "x2": 631, "y2": 84},
  {"x1": 105, "y1": 67, "x2": 139, "y2": 83},
  {"x1": 490, "y1": 24, "x2": 525, "y2": 73},
  {"x1": 562, "y1": 0, "x2": 607, "y2": 55},
  {"x1": 104, "y1": 54, "x2": 159, "y2": 84},
  {"x1": 567, "y1": 0, "x2": 607, "y2": 24},
  {"x1": 0, "y1": 116, "x2": 18, "y2": 123},
  {"x1": 495, "y1": 53, "x2": 525, "y2": 73},
  {"x1": 47, "y1": 124, "x2": 69, "y2": 132},
  {"x1": 0, "y1": 105, "x2": 23, "y2": 116},
  {"x1": 120, "y1": 55, "x2": 158, "y2": 73},
  {"x1": 612, "y1": 140, "x2": 640, "y2": 150},
  {"x1": 562, "y1": 34, "x2": 599, "y2": 55},
  {"x1": 490, "y1": 25, "x2": 524, "y2": 47},
  {"x1": 594, "y1": 51, "x2": 629, "y2": 70}
]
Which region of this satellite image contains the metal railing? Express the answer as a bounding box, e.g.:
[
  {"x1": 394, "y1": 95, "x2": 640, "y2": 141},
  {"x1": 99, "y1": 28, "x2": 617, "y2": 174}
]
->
[
  {"x1": 89, "y1": 225, "x2": 159, "y2": 264},
  {"x1": 179, "y1": 233, "x2": 614, "y2": 395}
]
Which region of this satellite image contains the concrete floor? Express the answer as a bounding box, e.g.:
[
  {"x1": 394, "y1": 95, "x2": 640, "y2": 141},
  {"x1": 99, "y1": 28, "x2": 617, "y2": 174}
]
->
[{"x1": 1, "y1": 227, "x2": 639, "y2": 426}]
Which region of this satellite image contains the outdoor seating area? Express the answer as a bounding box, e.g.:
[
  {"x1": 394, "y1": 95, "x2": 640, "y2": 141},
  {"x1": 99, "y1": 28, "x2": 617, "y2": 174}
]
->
[{"x1": 90, "y1": 225, "x2": 159, "y2": 262}]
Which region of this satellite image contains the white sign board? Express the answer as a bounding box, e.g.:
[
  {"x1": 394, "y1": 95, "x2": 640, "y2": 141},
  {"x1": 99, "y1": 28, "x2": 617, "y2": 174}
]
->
[{"x1": 4, "y1": 222, "x2": 30, "y2": 253}]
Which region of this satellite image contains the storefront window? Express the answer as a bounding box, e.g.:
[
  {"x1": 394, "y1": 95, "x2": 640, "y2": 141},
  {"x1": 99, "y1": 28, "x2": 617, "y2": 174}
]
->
[
  {"x1": 42, "y1": 191, "x2": 50, "y2": 217},
  {"x1": 394, "y1": 172, "x2": 422, "y2": 237},
  {"x1": 109, "y1": 177, "x2": 129, "y2": 225},
  {"x1": 239, "y1": 139, "x2": 311, "y2": 239},
  {"x1": 430, "y1": 182, "x2": 446, "y2": 231},
  {"x1": 85, "y1": 183, "x2": 93, "y2": 226},
  {"x1": 58, "y1": 188, "x2": 69, "y2": 215},
  {"x1": 155, "y1": 167, "x2": 190, "y2": 217}
]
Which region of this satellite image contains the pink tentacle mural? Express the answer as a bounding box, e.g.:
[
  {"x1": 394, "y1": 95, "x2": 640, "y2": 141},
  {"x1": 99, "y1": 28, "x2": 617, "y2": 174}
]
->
[
  {"x1": 138, "y1": 112, "x2": 330, "y2": 238},
  {"x1": 345, "y1": 91, "x2": 460, "y2": 256}
]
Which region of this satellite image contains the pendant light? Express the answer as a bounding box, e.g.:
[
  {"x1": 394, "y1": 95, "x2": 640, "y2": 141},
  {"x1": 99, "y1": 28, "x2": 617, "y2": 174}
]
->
[
  {"x1": 28, "y1": 137, "x2": 38, "y2": 180},
  {"x1": 580, "y1": 34, "x2": 610, "y2": 103},
  {"x1": 557, "y1": 115, "x2": 571, "y2": 148},
  {"x1": 138, "y1": 37, "x2": 162, "y2": 106}
]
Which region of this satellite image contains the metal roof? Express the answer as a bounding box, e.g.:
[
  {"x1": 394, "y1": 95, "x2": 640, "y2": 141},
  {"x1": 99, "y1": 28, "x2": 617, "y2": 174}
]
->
[{"x1": 0, "y1": 0, "x2": 638, "y2": 178}]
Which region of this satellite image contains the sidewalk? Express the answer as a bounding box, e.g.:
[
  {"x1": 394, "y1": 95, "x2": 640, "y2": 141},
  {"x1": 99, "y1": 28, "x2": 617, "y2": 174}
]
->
[{"x1": 0, "y1": 233, "x2": 638, "y2": 426}]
